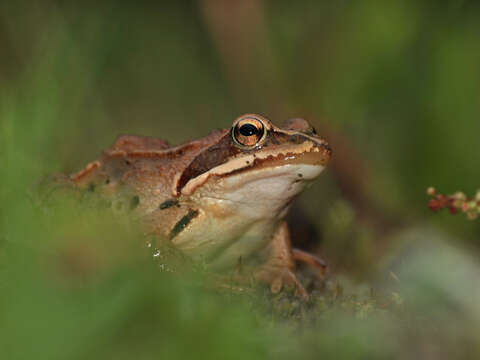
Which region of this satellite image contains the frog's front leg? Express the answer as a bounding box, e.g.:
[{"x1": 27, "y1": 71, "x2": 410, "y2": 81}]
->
[{"x1": 254, "y1": 221, "x2": 308, "y2": 299}]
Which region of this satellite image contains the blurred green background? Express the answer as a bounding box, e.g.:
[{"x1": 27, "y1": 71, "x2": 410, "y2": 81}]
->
[{"x1": 1, "y1": 1, "x2": 480, "y2": 359}]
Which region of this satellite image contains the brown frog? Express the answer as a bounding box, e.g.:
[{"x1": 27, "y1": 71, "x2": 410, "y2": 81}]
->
[{"x1": 62, "y1": 114, "x2": 331, "y2": 296}]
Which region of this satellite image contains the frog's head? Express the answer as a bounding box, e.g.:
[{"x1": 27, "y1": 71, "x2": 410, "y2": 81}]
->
[{"x1": 175, "y1": 114, "x2": 331, "y2": 218}]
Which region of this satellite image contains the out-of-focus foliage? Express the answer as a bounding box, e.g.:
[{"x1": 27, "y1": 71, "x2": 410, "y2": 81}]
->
[{"x1": 1, "y1": 1, "x2": 480, "y2": 359}]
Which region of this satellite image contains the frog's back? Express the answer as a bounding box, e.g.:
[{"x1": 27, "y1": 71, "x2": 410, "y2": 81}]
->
[{"x1": 67, "y1": 130, "x2": 227, "y2": 214}]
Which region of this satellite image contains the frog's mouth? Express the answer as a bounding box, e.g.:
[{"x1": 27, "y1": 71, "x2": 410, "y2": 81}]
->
[
  {"x1": 227, "y1": 148, "x2": 329, "y2": 176},
  {"x1": 178, "y1": 141, "x2": 331, "y2": 196}
]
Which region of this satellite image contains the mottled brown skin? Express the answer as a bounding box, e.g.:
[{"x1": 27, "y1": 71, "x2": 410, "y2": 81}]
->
[
  {"x1": 71, "y1": 130, "x2": 230, "y2": 239},
  {"x1": 62, "y1": 114, "x2": 331, "y2": 297}
]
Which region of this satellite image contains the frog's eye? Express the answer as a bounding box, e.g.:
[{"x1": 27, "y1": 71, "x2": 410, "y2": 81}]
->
[{"x1": 232, "y1": 117, "x2": 267, "y2": 148}]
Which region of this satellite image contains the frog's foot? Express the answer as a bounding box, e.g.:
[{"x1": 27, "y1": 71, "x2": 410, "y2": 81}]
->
[
  {"x1": 292, "y1": 248, "x2": 328, "y2": 273},
  {"x1": 210, "y1": 262, "x2": 307, "y2": 299},
  {"x1": 251, "y1": 222, "x2": 310, "y2": 299},
  {"x1": 254, "y1": 265, "x2": 308, "y2": 299}
]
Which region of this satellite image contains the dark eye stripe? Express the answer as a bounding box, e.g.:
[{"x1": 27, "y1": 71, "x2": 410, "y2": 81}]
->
[{"x1": 176, "y1": 133, "x2": 241, "y2": 194}]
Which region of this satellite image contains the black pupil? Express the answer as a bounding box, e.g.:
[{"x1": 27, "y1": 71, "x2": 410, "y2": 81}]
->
[{"x1": 239, "y1": 123, "x2": 260, "y2": 137}]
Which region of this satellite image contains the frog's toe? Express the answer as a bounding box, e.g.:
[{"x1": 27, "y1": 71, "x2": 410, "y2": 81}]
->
[{"x1": 260, "y1": 267, "x2": 309, "y2": 300}]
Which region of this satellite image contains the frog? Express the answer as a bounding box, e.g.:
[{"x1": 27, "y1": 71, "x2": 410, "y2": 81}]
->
[{"x1": 56, "y1": 114, "x2": 331, "y2": 297}]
